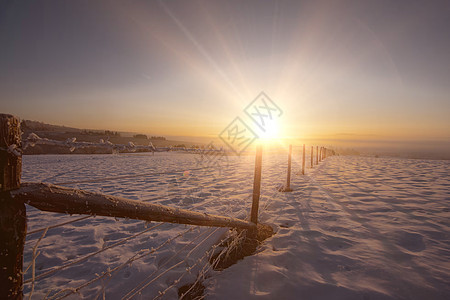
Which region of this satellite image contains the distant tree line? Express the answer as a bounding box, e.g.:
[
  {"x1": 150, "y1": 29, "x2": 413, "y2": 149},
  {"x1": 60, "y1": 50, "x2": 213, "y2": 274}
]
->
[
  {"x1": 81, "y1": 129, "x2": 121, "y2": 137},
  {"x1": 150, "y1": 136, "x2": 166, "y2": 140},
  {"x1": 133, "y1": 134, "x2": 148, "y2": 139}
]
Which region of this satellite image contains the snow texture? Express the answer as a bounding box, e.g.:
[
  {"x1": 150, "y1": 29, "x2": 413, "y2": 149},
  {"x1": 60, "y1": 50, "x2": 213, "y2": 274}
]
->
[{"x1": 22, "y1": 151, "x2": 450, "y2": 299}]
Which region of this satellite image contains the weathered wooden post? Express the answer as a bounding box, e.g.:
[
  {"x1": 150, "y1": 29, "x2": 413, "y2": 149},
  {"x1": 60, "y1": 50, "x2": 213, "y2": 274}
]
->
[
  {"x1": 310, "y1": 146, "x2": 313, "y2": 168},
  {"x1": 250, "y1": 145, "x2": 263, "y2": 224},
  {"x1": 316, "y1": 146, "x2": 319, "y2": 165},
  {"x1": 302, "y1": 144, "x2": 305, "y2": 175},
  {"x1": 287, "y1": 145, "x2": 292, "y2": 188},
  {"x1": 0, "y1": 114, "x2": 26, "y2": 299},
  {"x1": 280, "y1": 145, "x2": 293, "y2": 192},
  {"x1": 319, "y1": 147, "x2": 322, "y2": 162}
]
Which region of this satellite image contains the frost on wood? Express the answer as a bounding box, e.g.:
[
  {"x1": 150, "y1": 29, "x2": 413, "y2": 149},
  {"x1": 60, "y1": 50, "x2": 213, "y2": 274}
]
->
[
  {"x1": 0, "y1": 113, "x2": 25, "y2": 299},
  {"x1": 7, "y1": 144, "x2": 22, "y2": 157},
  {"x1": 0, "y1": 114, "x2": 22, "y2": 191},
  {"x1": 12, "y1": 183, "x2": 256, "y2": 229}
]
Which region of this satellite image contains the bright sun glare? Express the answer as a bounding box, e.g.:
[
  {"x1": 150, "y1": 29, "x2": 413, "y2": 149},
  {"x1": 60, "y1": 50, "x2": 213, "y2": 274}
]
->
[{"x1": 259, "y1": 118, "x2": 280, "y2": 140}]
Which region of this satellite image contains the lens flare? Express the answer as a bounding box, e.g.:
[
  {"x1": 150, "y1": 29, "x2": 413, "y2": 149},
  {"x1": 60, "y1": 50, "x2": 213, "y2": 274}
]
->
[{"x1": 258, "y1": 118, "x2": 280, "y2": 140}]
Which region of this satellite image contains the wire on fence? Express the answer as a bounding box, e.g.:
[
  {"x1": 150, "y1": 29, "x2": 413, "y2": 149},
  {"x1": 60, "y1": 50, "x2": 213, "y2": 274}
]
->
[
  {"x1": 173, "y1": 224, "x2": 250, "y2": 300},
  {"x1": 26, "y1": 215, "x2": 92, "y2": 236},
  {"x1": 48, "y1": 226, "x2": 197, "y2": 300},
  {"x1": 123, "y1": 198, "x2": 253, "y2": 299},
  {"x1": 155, "y1": 232, "x2": 231, "y2": 300},
  {"x1": 120, "y1": 227, "x2": 215, "y2": 299},
  {"x1": 24, "y1": 223, "x2": 164, "y2": 284},
  {"x1": 25, "y1": 228, "x2": 48, "y2": 300},
  {"x1": 124, "y1": 227, "x2": 222, "y2": 299}
]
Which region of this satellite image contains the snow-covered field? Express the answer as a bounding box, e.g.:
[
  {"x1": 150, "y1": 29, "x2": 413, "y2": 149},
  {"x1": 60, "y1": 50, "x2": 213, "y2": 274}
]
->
[{"x1": 22, "y1": 151, "x2": 450, "y2": 299}]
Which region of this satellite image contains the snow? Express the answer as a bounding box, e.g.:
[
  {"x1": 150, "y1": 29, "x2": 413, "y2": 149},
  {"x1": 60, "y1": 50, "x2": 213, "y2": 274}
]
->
[
  {"x1": 22, "y1": 133, "x2": 156, "y2": 153},
  {"x1": 21, "y1": 151, "x2": 450, "y2": 299},
  {"x1": 7, "y1": 143, "x2": 22, "y2": 156}
]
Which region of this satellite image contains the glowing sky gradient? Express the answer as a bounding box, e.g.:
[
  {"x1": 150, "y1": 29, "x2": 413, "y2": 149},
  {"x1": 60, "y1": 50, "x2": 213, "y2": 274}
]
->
[{"x1": 1, "y1": 0, "x2": 449, "y2": 142}]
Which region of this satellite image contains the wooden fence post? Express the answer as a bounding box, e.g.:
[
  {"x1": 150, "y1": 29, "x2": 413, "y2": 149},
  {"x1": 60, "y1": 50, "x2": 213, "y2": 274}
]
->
[
  {"x1": 280, "y1": 145, "x2": 293, "y2": 192},
  {"x1": 302, "y1": 144, "x2": 305, "y2": 175},
  {"x1": 250, "y1": 145, "x2": 263, "y2": 224},
  {"x1": 316, "y1": 146, "x2": 318, "y2": 165},
  {"x1": 310, "y1": 146, "x2": 313, "y2": 168},
  {"x1": 287, "y1": 145, "x2": 292, "y2": 188},
  {"x1": 0, "y1": 114, "x2": 26, "y2": 300}
]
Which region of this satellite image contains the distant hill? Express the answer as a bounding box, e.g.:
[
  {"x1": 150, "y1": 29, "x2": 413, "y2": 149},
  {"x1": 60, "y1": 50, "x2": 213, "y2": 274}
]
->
[
  {"x1": 21, "y1": 119, "x2": 203, "y2": 150},
  {"x1": 21, "y1": 120, "x2": 80, "y2": 133}
]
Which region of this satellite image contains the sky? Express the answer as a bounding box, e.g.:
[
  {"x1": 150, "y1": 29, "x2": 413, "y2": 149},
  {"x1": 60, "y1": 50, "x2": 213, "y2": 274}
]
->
[{"x1": 1, "y1": 0, "x2": 449, "y2": 145}]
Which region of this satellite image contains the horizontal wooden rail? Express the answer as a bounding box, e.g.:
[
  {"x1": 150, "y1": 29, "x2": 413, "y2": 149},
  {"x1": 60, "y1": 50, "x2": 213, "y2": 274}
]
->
[{"x1": 11, "y1": 183, "x2": 256, "y2": 229}]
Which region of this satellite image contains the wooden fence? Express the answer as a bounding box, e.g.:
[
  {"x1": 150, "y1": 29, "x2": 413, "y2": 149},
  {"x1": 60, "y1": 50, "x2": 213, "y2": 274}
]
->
[{"x1": 0, "y1": 113, "x2": 334, "y2": 299}]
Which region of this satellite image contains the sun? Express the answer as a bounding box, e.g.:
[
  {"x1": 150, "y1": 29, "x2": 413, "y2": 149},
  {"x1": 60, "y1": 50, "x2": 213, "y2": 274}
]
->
[{"x1": 259, "y1": 118, "x2": 280, "y2": 140}]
